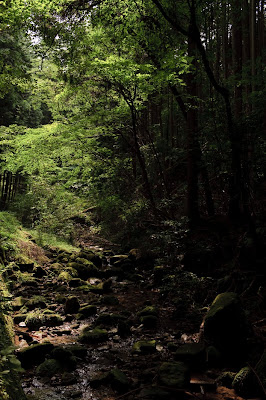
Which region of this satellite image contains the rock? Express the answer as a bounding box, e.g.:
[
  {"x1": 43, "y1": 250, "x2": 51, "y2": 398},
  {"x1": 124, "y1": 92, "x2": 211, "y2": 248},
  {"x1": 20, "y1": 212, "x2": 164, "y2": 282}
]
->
[
  {"x1": 17, "y1": 262, "x2": 34, "y2": 272},
  {"x1": 132, "y1": 340, "x2": 156, "y2": 354},
  {"x1": 206, "y1": 345, "x2": 222, "y2": 367},
  {"x1": 90, "y1": 369, "x2": 129, "y2": 393},
  {"x1": 13, "y1": 314, "x2": 27, "y2": 324},
  {"x1": 232, "y1": 366, "x2": 261, "y2": 397},
  {"x1": 203, "y1": 292, "x2": 251, "y2": 362},
  {"x1": 174, "y1": 343, "x2": 205, "y2": 368},
  {"x1": 140, "y1": 315, "x2": 158, "y2": 329},
  {"x1": 69, "y1": 278, "x2": 86, "y2": 287},
  {"x1": 65, "y1": 296, "x2": 80, "y2": 314},
  {"x1": 12, "y1": 297, "x2": 26, "y2": 311},
  {"x1": 117, "y1": 321, "x2": 131, "y2": 337},
  {"x1": 78, "y1": 251, "x2": 102, "y2": 268},
  {"x1": 96, "y1": 313, "x2": 123, "y2": 327},
  {"x1": 50, "y1": 346, "x2": 77, "y2": 370},
  {"x1": 79, "y1": 326, "x2": 108, "y2": 343},
  {"x1": 17, "y1": 342, "x2": 54, "y2": 368},
  {"x1": 25, "y1": 311, "x2": 63, "y2": 330},
  {"x1": 158, "y1": 362, "x2": 190, "y2": 389},
  {"x1": 68, "y1": 344, "x2": 87, "y2": 359},
  {"x1": 138, "y1": 306, "x2": 158, "y2": 317},
  {"x1": 78, "y1": 305, "x2": 97, "y2": 317},
  {"x1": 68, "y1": 261, "x2": 99, "y2": 279},
  {"x1": 36, "y1": 358, "x2": 62, "y2": 377},
  {"x1": 25, "y1": 296, "x2": 47, "y2": 310},
  {"x1": 109, "y1": 368, "x2": 130, "y2": 392},
  {"x1": 110, "y1": 255, "x2": 129, "y2": 265}
]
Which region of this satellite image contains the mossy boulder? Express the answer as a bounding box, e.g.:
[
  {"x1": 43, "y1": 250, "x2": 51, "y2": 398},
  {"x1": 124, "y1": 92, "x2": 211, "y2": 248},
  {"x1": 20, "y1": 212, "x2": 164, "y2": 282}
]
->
[
  {"x1": 78, "y1": 251, "x2": 102, "y2": 268},
  {"x1": 50, "y1": 347, "x2": 77, "y2": 370},
  {"x1": 65, "y1": 296, "x2": 80, "y2": 314},
  {"x1": 36, "y1": 358, "x2": 62, "y2": 377},
  {"x1": 217, "y1": 371, "x2": 236, "y2": 388},
  {"x1": 25, "y1": 296, "x2": 47, "y2": 311},
  {"x1": 25, "y1": 311, "x2": 63, "y2": 330},
  {"x1": 67, "y1": 344, "x2": 87, "y2": 359},
  {"x1": 158, "y1": 362, "x2": 190, "y2": 389},
  {"x1": 137, "y1": 386, "x2": 172, "y2": 399},
  {"x1": 174, "y1": 343, "x2": 205, "y2": 367},
  {"x1": 17, "y1": 342, "x2": 54, "y2": 368},
  {"x1": 138, "y1": 306, "x2": 158, "y2": 318},
  {"x1": 203, "y1": 292, "x2": 250, "y2": 361},
  {"x1": 110, "y1": 255, "x2": 129, "y2": 265},
  {"x1": 132, "y1": 340, "x2": 156, "y2": 354},
  {"x1": 78, "y1": 305, "x2": 97, "y2": 317},
  {"x1": 68, "y1": 261, "x2": 99, "y2": 279},
  {"x1": 90, "y1": 368, "x2": 129, "y2": 393},
  {"x1": 95, "y1": 313, "x2": 123, "y2": 327},
  {"x1": 12, "y1": 296, "x2": 26, "y2": 311},
  {"x1": 79, "y1": 326, "x2": 108, "y2": 343}
]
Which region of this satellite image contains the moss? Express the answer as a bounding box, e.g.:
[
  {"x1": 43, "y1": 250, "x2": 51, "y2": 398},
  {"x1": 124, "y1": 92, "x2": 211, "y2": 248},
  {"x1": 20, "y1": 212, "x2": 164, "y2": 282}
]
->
[
  {"x1": 137, "y1": 306, "x2": 158, "y2": 317},
  {"x1": 158, "y1": 362, "x2": 190, "y2": 388},
  {"x1": 79, "y1": 326, "x2": 108, "y2": 343},
  {"x1": 25, "y1": 310, "x2": 63, "y2": 330},
  {"x1": 36, "y1": 358, "x2": 62, "y2": 377},
  {"x1": 132, "y1": 340, "x2": 156, "y2": 354},
  {"x1": 78, "y1": 305, "x2": 97, "y2": 317}
]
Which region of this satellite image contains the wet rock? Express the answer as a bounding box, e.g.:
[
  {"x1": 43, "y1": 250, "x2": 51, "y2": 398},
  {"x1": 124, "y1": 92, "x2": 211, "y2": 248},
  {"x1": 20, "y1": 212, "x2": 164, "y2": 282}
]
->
[
  {"x1": 79, "y1": 326, "x2": 108, "y2": 343},
  {"x1": 203, "y1": 292, "x2": 251, "y2": 362},
  {"x1": 36, "y1": 358, "x2": 62, "y2": 377},
  {"x1": 64, "y1": 296, "x2": 80, "y2": 314},
  {"x1": 137, "y1": 386, "x2": 173, "y2": 400},
  {"x1": 17, "y1": 342, "x2": 54, "y2": 368},
  {"x1": 158, "y1": 362, "x2": 190, "y2": 389},
  {"x1": 174, "y1": 343, "x2": 205, "y2": 368},
  {"x1": 132, "y1": 340, "x2": 156, "y2": 354}
]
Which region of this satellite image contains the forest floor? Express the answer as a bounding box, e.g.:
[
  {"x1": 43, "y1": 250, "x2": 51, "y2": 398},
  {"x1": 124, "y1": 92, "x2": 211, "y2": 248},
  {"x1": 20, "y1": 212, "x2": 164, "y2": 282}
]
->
[{"x1": 7, "y1": 226, "x2": 266, "y2": 400}]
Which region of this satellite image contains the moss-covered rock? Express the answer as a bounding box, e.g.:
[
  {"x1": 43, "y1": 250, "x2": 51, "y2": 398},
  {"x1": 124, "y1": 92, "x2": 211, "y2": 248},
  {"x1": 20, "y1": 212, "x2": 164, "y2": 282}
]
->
[
  {"x1": 36, "y1": 358, "x2": 62, "y2": 377},
  {"x1": 158, "y1": 362, "x2": 190, "y2": 388},
  {"x1": 65, "y1": 296, "x2": 80, "y2": 314},
  {"x1": 79, "y1": 326, "x2": 108, "y2": 344},
  {"x1": 17, "y1": 342, "x2": 54, "y2": 368},
  {"x1": 95, "y1": 313, "x2": 123, "y2": 327},
  {"x1": 78, "y1": 304, "x2": 97, "y2": 317},
  {"x1": 174, "y1": 343, "x2": 205, "y2": 367},
  {"x1": 68, "y1": 261, "x2": 99, "y2": 279},
  {"x1": 90, "y1": 369, "x2": 129, "y2": 393},
  {"x1": 50, "y1": 347, "x2": 77, "y2": 370},
  {"x1": 67, "y1": 344, "x2": 87, "y2": 359},
  {"x1": 25, "y1": 296, "x2": 47, "y2": 310},
  {"x1": 25, "y1": 310, "x2": 63, "y2": 330},
  {"x1": 12, "y1": 296, "x2": 26, "y2": 311},
  {"x1": 203, "y1": 292, "x2": 250, "y2": 361},
  {"x1": 256, "y1": 350, "x2": 266, "y2": 389},
  {"x1": 217, "y1": 371, "x2": 236, "y2": 388},
  {"x1": 138, "y1": 306, "x2": 158, "y2": 317},
  {"x1": 132, "y1": 340, "x2": 156, "y2": 354},
  {"x1": 137, "y1": 386, "x2": 172, "y2": 399},
  {"x1": 232, "y1": 366, "x2": 261, "y2": 397}
]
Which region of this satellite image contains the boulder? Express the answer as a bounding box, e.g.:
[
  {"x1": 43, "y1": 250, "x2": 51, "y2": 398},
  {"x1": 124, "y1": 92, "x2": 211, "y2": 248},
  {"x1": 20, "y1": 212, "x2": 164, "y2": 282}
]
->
[
  {"x1": 174, "y1": 343, "x2": 205, "y2": 368},
  {"x1": 158, "y1": 362, "x2": 190, "y2": 389},
  {"x1": 203, "y1": 292, "x2": 251, "y2": 362},
  {"x1": 36, "y1": 358, "x2": 62, "y2": 377},
  {"x1": 140, "y1": 315, "x2": 158, "y2": 329},
  {"x1": 79, "y1": 326, "x2": 108, "y2": 343},
  {"x1": 78, "y1": 305, "x2": 97, "y2": 318},
  {"x1": 232, "y1": 366, "x2": 261, "y2": 397},
  {"x1": 17, "y1": 342, "x2": 54, "y2": 368},
  {"x1": 132, "y1": 340, "x2": 156, "y2": 354},
  {"x1": 65, "y1": 296, "x2": 80, "y2": 314}
]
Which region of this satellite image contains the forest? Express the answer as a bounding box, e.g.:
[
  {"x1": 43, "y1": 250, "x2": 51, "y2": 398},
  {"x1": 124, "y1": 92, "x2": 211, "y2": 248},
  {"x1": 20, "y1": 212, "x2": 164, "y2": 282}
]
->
[{"x1": 0, "y1": 0, "x2": 265, "y2": 399}]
